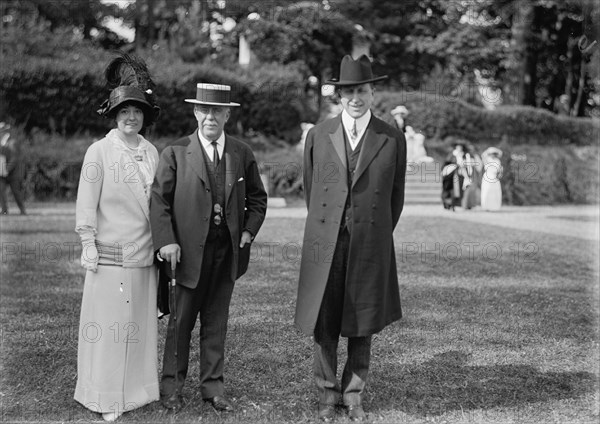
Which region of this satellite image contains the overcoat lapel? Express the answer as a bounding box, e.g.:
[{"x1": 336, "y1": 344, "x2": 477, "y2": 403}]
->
[
  {"x1": 352, "y1": 123, "x2": 387, "y2": 187},
  {"x1": 186, "y1": 132, "x2": 208, "y2": 187},
  {"x1": 328, "y1": 118, "x2": 348, "y2": 172},
  {"x1": 224, "y1": 136, "x2": 240, "y2": 205}
]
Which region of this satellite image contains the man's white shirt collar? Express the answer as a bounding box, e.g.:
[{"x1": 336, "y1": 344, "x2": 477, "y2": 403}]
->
[
  {"x1": 198, "y1": 130, "x2": 225, "y2": 161},
  {"x1": 342, "y1": 109, "x2": 371, "y2": 150}
]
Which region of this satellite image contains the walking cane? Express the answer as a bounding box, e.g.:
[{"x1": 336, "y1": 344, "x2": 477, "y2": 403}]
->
[{"x1": 169, "y1": 260, "x2": 179, "y2": 408}]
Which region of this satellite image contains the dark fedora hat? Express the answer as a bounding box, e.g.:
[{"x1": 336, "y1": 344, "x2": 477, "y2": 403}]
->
[
  {"x1": 185, "y1": 83, "x2": 240, "y2": 107},
  {"x1": 98, "y1": 85, "x2": 160, "y2": 125},
  {"x1": 326, "y1": 55, "x2": 387, "y2": 86}
]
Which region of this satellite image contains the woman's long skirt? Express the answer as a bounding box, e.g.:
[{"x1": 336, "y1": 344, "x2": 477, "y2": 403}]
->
[
  {"x1": 74, "y1": 265, "x2": 159, "y2": 414},
  {"x1": 481, "y1": 179, "x2": 502, "y2": 211}
]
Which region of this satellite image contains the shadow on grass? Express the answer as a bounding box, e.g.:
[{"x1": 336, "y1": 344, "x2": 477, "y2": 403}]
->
[{"x1": 371, "y1": 350, "x2": 596, "y2": 417}]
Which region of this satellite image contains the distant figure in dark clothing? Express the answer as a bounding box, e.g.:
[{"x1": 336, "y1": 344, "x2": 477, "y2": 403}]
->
[
  {"x1": 461, "y1": 144, "x2": 483, "y2": 210},
  {"x1": 441, "y1": 143, "x2": 467, "y2": 210},
  {"x1": 0, "y1": 122, "x2": 26, "y2": 215}
]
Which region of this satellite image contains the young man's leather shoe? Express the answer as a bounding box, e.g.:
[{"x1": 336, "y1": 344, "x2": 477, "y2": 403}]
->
[
  {"x1": 347, "y1": 404, "x2": 366, "y2": 422},
  {"x1": 318, "y1": 403, "x2": 336, "y2": 422},
  {"x1": 204, "y1": 396, "x2": 234, "y2": 412}
]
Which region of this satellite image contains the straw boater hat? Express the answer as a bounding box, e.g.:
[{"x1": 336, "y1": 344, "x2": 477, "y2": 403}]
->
[
  {"x1": 326, "y1": 55, "x2": 388, "y2": 86},
  {"x1": 185, "y1": 83, "x2": 240, "y2": 107}
]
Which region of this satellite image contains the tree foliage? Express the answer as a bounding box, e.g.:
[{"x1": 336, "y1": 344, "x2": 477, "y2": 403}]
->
[
  {"x1": 328, "y1": 0, "x2": 599, "y2": 116},
  {"x1": 236, "y1": 3, "x2": 354, "y2": 83},
  {"x1": 1, "y1": 0, "x2": 598, "y2": 117}
]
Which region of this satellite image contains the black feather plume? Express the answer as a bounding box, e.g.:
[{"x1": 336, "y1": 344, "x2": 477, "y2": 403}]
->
[{"x1": 104, "y1": 52, "x2": 156, "y2": 94}]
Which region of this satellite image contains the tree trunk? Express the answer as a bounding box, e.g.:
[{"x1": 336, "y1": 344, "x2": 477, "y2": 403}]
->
[
  {"x1": 563, "y1": 36, "x2": 577, "y2": 115},
  {"x1": 511, "y1": 0, "x2": 537, "y2": 106},
  {"x1": 572, "y1": 59, "x2": 586, "y2": 117},
  {"x1": 134, "y1": 2, "x2": 143, "y2": 48},
  {"x1": 147, "y1": 0, "x2": 155, "y2": 46}
]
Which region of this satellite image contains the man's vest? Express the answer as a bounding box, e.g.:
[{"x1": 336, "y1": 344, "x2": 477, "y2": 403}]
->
[
  {"x1": 341, "y1": 129, "x2": 365, "y2": 232},
  {"x1": 200, "y1": 143, "x2": 227, "y2": 229}
]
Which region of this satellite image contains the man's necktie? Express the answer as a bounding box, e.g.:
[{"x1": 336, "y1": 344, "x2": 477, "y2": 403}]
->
[
  {"x1": 350, "y1": 120, "x2": 358, "y2": 143},
  {"x1": 211, "y1": 141, "x2": 219, "y2": 167}
]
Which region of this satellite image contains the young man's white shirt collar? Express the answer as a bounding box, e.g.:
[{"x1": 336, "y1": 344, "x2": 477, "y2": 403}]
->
[
  {"x1": 198, "y1": 130, "x2": 225, "y2": 162},
  {"x1": 342, "y1": 109, "x2": 371, "y2": 150}
]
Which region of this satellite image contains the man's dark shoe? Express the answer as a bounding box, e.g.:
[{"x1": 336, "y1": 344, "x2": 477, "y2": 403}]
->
[
  {"x1": 347, "y1": 404, "x2": 366, "y2": 422},
  {"x1": 318, "y1": 403, "x2": 336, "y2": 422},
  {"x1": 204, "y1": 396, "x2": 234, "y2": 412},
  {"x1": 161, "y1": 393, "x2": 183, "y2": 411}
]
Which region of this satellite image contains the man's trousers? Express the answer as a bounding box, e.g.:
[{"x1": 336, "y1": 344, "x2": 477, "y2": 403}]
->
[
  {"x1": 313, "y1": 228, "x2": 372, "y2": 407},
  {"x1": 160, "y1": 227, "x2": 234, "y2": 399}
]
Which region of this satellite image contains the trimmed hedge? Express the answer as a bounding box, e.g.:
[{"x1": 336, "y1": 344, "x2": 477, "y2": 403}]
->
[
  {"x1": 0, "y1": 55, "x2": 315, "y2": 143},
  {"x1": 4, "y1": 55, "x2": 597, "y2": 147},
  {"x1": 0, "y1": 57, "x2": 107, "y2": 135},
  {"x1": 373, "y1": 91, "x2": 600, "y2": 146}
]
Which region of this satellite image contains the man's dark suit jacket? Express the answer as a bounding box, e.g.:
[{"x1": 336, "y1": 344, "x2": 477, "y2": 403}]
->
[{"x1": 150, "y1": 131, "x2": 267, "y2": 289}]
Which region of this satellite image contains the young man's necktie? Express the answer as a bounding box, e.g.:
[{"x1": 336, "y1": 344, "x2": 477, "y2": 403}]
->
[{"x1": 350, "y1": 120, "x2": 358, "y2": 142}]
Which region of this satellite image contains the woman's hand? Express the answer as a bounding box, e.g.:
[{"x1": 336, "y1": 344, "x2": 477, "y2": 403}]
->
[{"x1": 81, "y1": 243, "x2": 98, "y2": 272}]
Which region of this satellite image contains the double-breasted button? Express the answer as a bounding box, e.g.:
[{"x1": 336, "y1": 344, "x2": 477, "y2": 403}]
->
[
  {"x1": 375, "y1": 189, "x2": 380, "y2": 194},
  {"x1": 320, "y1": 218, "x2": 326, "y2": 223},
  {"x1": 323, "y1": 186, "x2": 328, "y2": 191},
  {"x1": 372, "y1": 204, "x2": 377, "y2": 209}
]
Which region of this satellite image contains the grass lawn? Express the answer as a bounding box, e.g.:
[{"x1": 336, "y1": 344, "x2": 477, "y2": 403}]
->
[{"x1": 0, "y1": 206, "x2": 598, "y2": 423}]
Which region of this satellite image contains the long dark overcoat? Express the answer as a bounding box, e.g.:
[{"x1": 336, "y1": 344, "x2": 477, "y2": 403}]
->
[
  {"x1": 150, "y1": 131, "x2": 267, "y2": 288},
  {"x1": 295, "y1": 114, "x2": 407, "y2": 337}
]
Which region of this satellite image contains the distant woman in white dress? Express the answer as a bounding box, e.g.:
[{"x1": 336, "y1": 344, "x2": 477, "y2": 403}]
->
[
  {"x1": 481, "y1": 147, "x2": 503, "y2": 211},
  {"x1": 74, "y1": 54, "x2": 160, "y2": 422}
]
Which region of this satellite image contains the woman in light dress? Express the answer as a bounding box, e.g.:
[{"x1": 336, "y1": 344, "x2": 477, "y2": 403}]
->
[
  {"x1": 481, "y1": 147, "x2": 503, "y2": 211},
  {"x1": 74, "y1": 54, "x2": 160, "y2": 421}
]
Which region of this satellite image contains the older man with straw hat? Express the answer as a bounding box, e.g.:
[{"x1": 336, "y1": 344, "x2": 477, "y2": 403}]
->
[{"x1": 150, "y1": 83, "x2": 267, "y2": 413}]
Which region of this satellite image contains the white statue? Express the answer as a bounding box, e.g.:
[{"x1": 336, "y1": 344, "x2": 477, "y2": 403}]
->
[
  {"x1": 404, "y1": 125, "x2": 433, "y2": 164},
  {"x1": 390, "y1": 105, "x2": 409, "y2": 131},
  {"x1": 297, "y1": 122, "x2": 315, "y2": 152},
  {"x1": 391, "y1": 105, "x2": 433, "y2": 163}
]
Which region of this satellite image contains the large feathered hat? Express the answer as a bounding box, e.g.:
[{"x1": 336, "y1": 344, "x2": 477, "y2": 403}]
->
[{"x1": 97, "y1": 52, "x2": 160, "y2": 126}]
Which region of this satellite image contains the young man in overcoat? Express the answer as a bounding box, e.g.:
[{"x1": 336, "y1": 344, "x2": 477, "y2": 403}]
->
[{"x1": 295, "y1": 55, "x2": 407, "y2": 422}]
